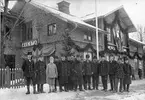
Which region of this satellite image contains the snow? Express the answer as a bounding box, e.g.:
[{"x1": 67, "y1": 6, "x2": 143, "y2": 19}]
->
[{"x1": 0, "y1": 79, "x2": 145, "y2": 100}]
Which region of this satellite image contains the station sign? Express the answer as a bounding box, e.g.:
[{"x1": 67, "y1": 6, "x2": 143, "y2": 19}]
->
[{"x1": 22, "y1": 39, "x2": 38, "y2": 47}]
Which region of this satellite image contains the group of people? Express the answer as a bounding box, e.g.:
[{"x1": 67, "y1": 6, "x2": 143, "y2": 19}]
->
[{"x1": 22, "y1": 52, "x2": 132, "y2": 95}]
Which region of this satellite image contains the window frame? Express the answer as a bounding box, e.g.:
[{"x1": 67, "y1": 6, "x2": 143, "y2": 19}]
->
[
  {"x1": 84, "y1": 33, "x2": 92, "y2": 42},
  {"x1": 22, "y1": 21, "x2": 33, "y2": 41},
  {"x1": 47, "y1": 23, "x2": 57, "y2": 36}
]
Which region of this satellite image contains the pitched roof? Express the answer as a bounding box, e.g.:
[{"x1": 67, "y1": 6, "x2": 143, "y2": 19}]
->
[
  {"x1": 30, "y1": 1, "x2": 106, "y2": 33},
  {"x1": 129, "y1": 38, "x2": 145, "y2": 46},
  {"x1": 11, "y1": 0, "x2": 107, "y2": 34},
  {"x1": 81, "y1": 6, "x2": 136, "y2": 33}
]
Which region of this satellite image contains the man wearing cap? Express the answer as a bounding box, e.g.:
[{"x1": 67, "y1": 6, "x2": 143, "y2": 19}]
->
[
  {"x1": 83, "y1": 54, "x2": 92, "y2": 90},
  {"x1": 99, "y1": 55, "x2": 109, "y2": 92},
  {"x1": 35, "y1": 55, "x2": 46, "y2": 93},
  {"x1": 22, "y1": 52, "x2": 36, "y2": 94},
  {"x1": 73, "y1": 55, "x2": 84, "y2": 91},
  {"x1": 66, "y1": 55, "x2": 75, "y2": 91},
  {"x1": 59, "y1": 56, "x2": 69, "y2": 92},
  {"x1": 54, "y1": 56, "x2": 61, "y2": 92},
  {"x1": 114, "y1": 57, "x2": 124, "y2": 93},
  {"x1": 92, "y1": 56, "x2": 99, "y2": 90},
  {"x1": 108, "y1": 54, "x2": 117, "y2": 92},
  {"x1": 123, "y1": 57, "x2": 132, "y2": 92}
]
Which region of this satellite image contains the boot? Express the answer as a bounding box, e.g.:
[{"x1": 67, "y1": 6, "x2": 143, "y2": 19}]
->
[
  {"x1": 33, "y1": 86, "x2": 37, "y2": 94},
  {"x1": 26, "y1": 86, "x2": 30, "y2": 94},
  {"x1": 127, "y1": 84, "x2": 130, "y2": 92},
  {"x1": 64, "y1": 84, "x2": 68, "y2": 92},
  {"x1": 79, "y1": 85, "x2": 83, "y2": 91},
  {"x1": 59, "y1": 85, "x2": 63, "y2": 92},
  {"x1": 88, "y1": 84, "x2": 92, "y2": 90},
  {"x1": 41, "y1": 84, "x2": 45, "y2": 93},
  {"x1": 37, "y1": 84, "x2": 40, "y2": 93}
]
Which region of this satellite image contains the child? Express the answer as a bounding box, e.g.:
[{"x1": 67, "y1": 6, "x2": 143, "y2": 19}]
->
[{"x1": 46, "y1": 56, "x2": 58, "y2": 93}]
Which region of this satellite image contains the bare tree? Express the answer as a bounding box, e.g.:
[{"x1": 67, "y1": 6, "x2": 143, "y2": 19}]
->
[{"x1": 137, "y1": 25, "x2": 145, "y2": 43}]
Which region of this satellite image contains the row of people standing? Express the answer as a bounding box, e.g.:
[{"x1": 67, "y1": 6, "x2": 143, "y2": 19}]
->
[{"x1": 22, "y1": 52, "x2": 132, "y2": 94}]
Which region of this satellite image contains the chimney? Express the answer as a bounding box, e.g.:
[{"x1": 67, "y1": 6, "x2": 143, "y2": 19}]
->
[{"x1": 57, "y1": 1, "x2": 70, "y2": 14}]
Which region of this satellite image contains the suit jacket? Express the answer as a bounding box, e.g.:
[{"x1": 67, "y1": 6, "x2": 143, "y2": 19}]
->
[
  {"x1": 99, "y1": 60, "x2": 109, "y2": 76},
  {"x1": 109, "y1": 60, "x2": 117, "y2": 75},
  {"x1": 22, "y1": 59, "x2": 35, "y2": 77}
]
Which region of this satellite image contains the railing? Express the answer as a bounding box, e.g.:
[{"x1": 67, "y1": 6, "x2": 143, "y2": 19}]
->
[{"x1": 0, "y1": 67, "x2": 25, "y2": 89}]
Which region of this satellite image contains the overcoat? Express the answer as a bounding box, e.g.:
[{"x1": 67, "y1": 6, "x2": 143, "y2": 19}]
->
[
  {"x1": 109, "y1": 61, "x2": 117, "y2": 75},
  {"x1": 72, "y1": 60, "x2": 83, "y2": 84},
  {"x1": 35, "y1": 60, "x2": 46, "y2": 84},
  {"x1": 22, "y1": 59, "x2": 35, "y2": 78},
  {"x1": 91, "y1": 61, "x2": 99, "y2": 77},
  {"x1": 99, "y1": 60, "x2": 109, "y2": 76},
  {"x1": 59, "y1": 61, "x2": 69, "y2": 84},
  {"x1": 115, "y1": 63, "x2": 124, "y2": 79},
  {"x1": 83, "y1": 60, "x2": 92, "y2": 76},
  {"x1": 123, "y1": 63, "x2": 132, "y2": 84}
]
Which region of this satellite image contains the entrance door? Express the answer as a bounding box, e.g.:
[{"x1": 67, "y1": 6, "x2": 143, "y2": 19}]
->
[{"x1": 4, "y1": 55, "x2": 15, "y2": 68}]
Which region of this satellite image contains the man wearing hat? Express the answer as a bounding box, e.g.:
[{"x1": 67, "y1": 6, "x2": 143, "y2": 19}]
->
[
  {"x1": 108, "y1": 54, "x2": 117, "y2": 91},
  {"x1": 72, "y1": 55, "x2": 84, "y2": 91},
  {"x1": 54, "y1": 56, "x2": 61, "y2": 92},
  {"x1": 35, "y1": 55, "x2": 46, "y2": 93},
  {"x1": 114, "y1": 57, "x2": 124, "y2": 92},
  {"x1": 22, "y1": 52, "x2": 36, "y2": 94},
  {"x1": 92, "y1": 56, "x2": 99, "y2": 90},
  {"x1": 83, "y1": 54, "x2": 92, "y2": 90},
  {"x1": 99, "y1": 55, "x2": 109, "y2": 92},
  {"x1": 59, "y1": 55, "x2": 69, "y2": 92},
  {"x1": 123, "y1": 57, "x2": 132, "y2": 92}
]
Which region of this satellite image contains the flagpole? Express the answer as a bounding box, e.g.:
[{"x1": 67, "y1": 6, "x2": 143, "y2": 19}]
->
[{"x1": 95, "y1": 0, "x2": 99, "y2": 60}]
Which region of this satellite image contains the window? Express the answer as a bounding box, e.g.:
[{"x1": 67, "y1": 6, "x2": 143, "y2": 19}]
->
[
  {"x1": 47, "y1": 23, "x2": 56, "y2": 36},
  {"x1": 84, "y1": 34, "x2": 92, "y2": 41},
  {"x1": 106, "y1": 27, "x2": 111, "y2": 42},
  {"x1": 22, "y1": 21, "x2": 33, "y2": 41},
  {"x1": 84, "y1": 34, "x2": 87, "y2": 40}
]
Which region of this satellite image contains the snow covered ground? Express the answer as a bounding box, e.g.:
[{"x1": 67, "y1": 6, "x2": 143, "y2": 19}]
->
[{"x1": 0, "y1": 79, "x2": 145, "y2": 100}]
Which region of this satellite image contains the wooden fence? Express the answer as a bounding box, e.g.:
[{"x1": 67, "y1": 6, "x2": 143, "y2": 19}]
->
[{"x1": 0, "y1": 67, "x2": 25, "y2": 89}]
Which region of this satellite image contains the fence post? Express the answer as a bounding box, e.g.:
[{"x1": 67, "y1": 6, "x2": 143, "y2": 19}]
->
[{"x1": 5, "y1": 66, "x2": 10, "y2": 88}]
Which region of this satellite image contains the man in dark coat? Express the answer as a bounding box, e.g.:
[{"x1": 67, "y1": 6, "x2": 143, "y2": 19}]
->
[
  {"x1": 108, "y1": 54, "x2": 117, "y2": 91},
  {"x1": 123, "y1": 57, "x2": 132, "y2": 92},
  {"x1": 73, "y1": 55, "x2": 84, "y2": 91},
  {"x1": 35, "y1": 55, "x2": 46, "y2": 93},
  {"x1": 99, "y1": 55, "x2": 109, "y2": 92},
  {"x1": 59, "y1": 56, "x2": 69, "y2": 92},
  {"x1": 67, "y1": 55, "x2": 75, "y2": 91},
  {"x1": 54, "y1": 56, "x2": 60, "y2": 92},
  {"x1": 114, "y1": 57, "x2": 124, "y2": 93},
  {"x1": 22, "y1": 52, "x2": 36, "y2": 94},
  {"x1": 83, "y1": 54, "x2": 92, "y2": 90},
  {"x1": 92, "y1": 56, "x2": 99, "y2": 90}
]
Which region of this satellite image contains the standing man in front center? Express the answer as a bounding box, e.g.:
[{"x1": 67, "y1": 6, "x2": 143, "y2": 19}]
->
[
  {"x1": 83, "y1": 54, "x2": 92, "y2": 90},
  {"x1": 108, "y1": 54, "x2": 117, "y2": 92},
  {"x1": 99, "y1": 55, "x2": 109, "y2": 92}
]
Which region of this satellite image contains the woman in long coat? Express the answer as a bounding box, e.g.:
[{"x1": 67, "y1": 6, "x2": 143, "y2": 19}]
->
[
  {"x1": 35, "y1": 56, "x2": 46, "y2": 93},
  {"x1": 123, "y1": 58, "x2": 132, "y2": 92}
]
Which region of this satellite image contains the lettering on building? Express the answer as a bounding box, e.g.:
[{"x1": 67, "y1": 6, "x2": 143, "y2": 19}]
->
[{"x1": 22, "y1": 40, "x2": 38, "y2": 47}]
